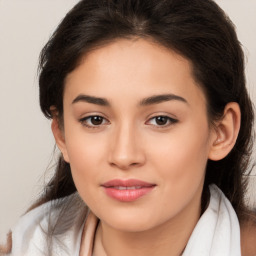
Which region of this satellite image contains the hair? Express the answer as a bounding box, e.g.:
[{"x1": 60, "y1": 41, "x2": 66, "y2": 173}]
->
[{"x1": 35, "y1": 0, "x2": 254, "y2": 231}]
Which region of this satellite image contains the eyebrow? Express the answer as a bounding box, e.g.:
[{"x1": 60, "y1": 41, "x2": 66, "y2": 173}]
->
[
  {"x1": 72, "y1": 94, "x2": 110, "y2": 106},
  {"x1": 139, "y1": 94, "x2": 187, "y2": 106},
  {"x1": 72, "y1": 93, "x2": 187, "y2": 106}
]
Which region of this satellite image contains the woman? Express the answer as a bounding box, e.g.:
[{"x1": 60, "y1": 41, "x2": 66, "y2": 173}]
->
[{"x1": 1, "y1": 0, "x2": 255, "y2": 255}]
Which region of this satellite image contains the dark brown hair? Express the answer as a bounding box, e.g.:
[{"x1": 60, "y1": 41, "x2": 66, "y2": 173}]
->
[{"x1": 36, "y1": 0, "x2": 254, "y2": 222}]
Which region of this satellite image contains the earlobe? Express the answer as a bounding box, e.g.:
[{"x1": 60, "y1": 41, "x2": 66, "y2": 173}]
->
[
  {"x1": 51, "y1": 117, "x2": 70, "y2": 163},
  {"x1": 208, "y1": 102, "x2": 241, "y2": 161}
]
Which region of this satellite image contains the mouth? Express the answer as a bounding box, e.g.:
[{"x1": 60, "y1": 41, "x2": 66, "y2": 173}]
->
[{"x1": 101, "y1": 179, "x2": 156, "y2": 202}]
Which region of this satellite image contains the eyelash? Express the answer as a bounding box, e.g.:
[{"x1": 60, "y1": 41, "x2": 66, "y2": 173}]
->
[
  {"x1": 79, "y1": 115, "x2": 178, "y2": 129},
  {"x1": 79, "y1": 115, "x2": 109, "y2": 129},
  {"x1": 146, "y1": 116, "x2": 178, "y2": 127}
]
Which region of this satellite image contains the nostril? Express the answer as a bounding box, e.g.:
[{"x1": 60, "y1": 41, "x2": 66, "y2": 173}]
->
[
  {"x1": 109, "y1": 159, "x2": 144, "y2": 170},
  {"x1": 107, "y1": 130, "x2": 146, "y2": 169}
]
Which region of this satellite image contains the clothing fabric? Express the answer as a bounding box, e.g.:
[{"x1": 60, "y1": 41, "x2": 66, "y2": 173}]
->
[
  {"x1": 182, "y1": 185, "x2": 241, "y2": 256},
  {"x1": 7, "y1": 184, "x2": 241, "y2": 256}
]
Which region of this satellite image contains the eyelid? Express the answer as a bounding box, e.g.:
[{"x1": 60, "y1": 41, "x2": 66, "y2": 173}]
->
[
  {"x1": 78, "y1": 113, "x2": 178, "y2": 129},
  {"x1": 145, "y1": 115, "x2": 178, "y2": 128},
  {"x1": 79, "y1": 114, "x2": 110, "y2": 128}
]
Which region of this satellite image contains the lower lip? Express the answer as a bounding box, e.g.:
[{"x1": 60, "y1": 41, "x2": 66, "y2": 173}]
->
[{"x1": 103, "y1": 187, "x2": 155, "y2": 202}]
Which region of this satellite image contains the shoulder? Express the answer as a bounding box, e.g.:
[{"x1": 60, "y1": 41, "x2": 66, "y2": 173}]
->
[
  {"x1": 240, "y1": 215, "x2": 256, "y2": 256},
  {"x1": 0, "y1": 200, "x2": 52, "y2": 256},
  {"x1": 1, "y1": 193, "x2": 87, "y2": 256},
  {"x1": 0, "y1": 231, "x2": 12, "y2": 255},
  {"x1": 0, "y1": 202, "x2": 50, "y2": 255}
]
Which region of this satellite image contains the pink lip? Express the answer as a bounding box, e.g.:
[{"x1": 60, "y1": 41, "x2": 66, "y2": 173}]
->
[{"x1": 101, "y1": 179, "x2": 156, "y2": 202}]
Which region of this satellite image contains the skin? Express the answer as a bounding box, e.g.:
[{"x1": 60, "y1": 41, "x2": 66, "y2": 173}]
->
[
  {"x1": 52, "y1": 38, "x2": 241, "y2": 256},
  {"x1": 241, "y1": 220, "x2": 256, "y2": 256}
]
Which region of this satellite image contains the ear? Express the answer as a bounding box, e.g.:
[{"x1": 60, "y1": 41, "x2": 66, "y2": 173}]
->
[
  {"x1": 208, "y1": 102, "x2": 241, "y2": 161},
  {"x1": 51, "y1": 116, "x2": 70, "y2": 163}
]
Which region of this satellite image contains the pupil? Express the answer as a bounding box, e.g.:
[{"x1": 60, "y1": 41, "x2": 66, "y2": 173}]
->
[
  {"x1": 91, "y1": 116, "x2": 103, "y2": 125},
  {"x1": 156, "y1": 116, "x2": 167, "y2": 125}
]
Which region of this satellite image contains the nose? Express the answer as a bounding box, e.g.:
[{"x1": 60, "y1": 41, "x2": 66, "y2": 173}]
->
[{"x1": 108, "y1": 123, "x2": 146, "y2": 170}]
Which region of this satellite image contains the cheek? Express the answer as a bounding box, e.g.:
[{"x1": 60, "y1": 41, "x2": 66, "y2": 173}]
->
[
  {"x1": 66, "y1": 138, "x2": 103, "y2": 167},
  {"x1": 63, "y1": 126, "x2": 108, "y2": 191},
  {"x1": 64, "y1": 122, "x2": 107, "y2": 166},
  {"x1": 142, "y1": 125, "x2": 210, "y2": 222},
  {"x1": 147, "y1": 121, "x2": 210, "y2": 186},
  {"x1": 65, "y1": 136, "x2": 105, "y2": 208}
]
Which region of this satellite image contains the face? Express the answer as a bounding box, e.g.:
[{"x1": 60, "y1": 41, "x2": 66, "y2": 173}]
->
[{"x1": 58, "y1": 38, "x2": 217, "y2": 232}]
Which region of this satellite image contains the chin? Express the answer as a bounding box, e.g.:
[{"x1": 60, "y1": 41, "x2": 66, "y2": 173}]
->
[
  {"x1": 97, "y1": 207, "x2": 172, "y2": 233},
  {"x1": 106, "y1": 218, "x2": 156, "y2": 233}
]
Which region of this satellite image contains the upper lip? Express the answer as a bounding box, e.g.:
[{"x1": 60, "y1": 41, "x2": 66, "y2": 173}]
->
[{"x1": 102, "y1": 179, "x2": 156, "y2": 188}]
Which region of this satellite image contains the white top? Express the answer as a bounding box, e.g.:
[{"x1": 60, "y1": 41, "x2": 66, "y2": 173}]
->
[
  {"x1": 8, "y1": 184, "x2": 241, "y2": 256},
  {"x1": 11, "y1": 193, "x2": 88, "y2": 256}
]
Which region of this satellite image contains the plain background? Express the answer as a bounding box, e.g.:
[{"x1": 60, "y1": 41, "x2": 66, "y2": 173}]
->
[{"x1": 0, "y1": 0, "x2": 255, "y2": 243}]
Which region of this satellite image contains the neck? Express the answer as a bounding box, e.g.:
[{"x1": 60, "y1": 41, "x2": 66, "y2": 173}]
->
[{"x1": 93, "y1": 195, "x2": 201, "y2": 256}]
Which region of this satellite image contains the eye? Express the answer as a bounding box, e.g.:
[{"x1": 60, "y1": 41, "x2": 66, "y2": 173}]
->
[
  {"x1": 79, "y1": 115, "x2": 109, "y2": 128},
  {"x1": 146, "y1": 115, "x2": 178, "y2": 127}
]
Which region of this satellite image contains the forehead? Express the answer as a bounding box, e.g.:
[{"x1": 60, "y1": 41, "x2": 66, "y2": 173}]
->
[{"x1": 64, "y1": 38, "x2": 206, "y2": 108}]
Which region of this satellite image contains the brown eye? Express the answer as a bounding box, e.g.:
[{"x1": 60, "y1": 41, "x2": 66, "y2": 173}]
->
[
  {"x1": 146, "y1": 115, "x2": 178, "y2": 127},
  {"x1": 155, "y1": 116, "x2": 169, "y2": 125},
  {"x1": 79, "y1": 115, "x2": 109, "y2": 128},
  {"x1": 91, "y1": 116, "x2": 104, "y2": 125}
]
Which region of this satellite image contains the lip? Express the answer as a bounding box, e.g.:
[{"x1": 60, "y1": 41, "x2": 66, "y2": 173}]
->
[{"x1": 101, "y1": 179, "x2": 156, "y2": 202}]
